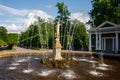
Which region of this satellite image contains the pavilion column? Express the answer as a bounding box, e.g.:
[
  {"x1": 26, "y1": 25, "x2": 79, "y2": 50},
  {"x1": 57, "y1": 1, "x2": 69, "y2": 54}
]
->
[
  {"x1": 99, "y1": 32, "x2": 101, "y2": 50},
  {"x1": 96, "y1": 32, "x2": 98, "y2": 50},
  {"x1": 89, "y1": 33, "x2": 92, "y2": 51},
  {"x1": 104, "y1": 38, "x2": 106, "y2": 50},
  {"x1": 115, "y1": 31, "x2": 118, "y2": 53},
  {"x1": 112, "y1": 38, "x2": 115, "y2": 51}
]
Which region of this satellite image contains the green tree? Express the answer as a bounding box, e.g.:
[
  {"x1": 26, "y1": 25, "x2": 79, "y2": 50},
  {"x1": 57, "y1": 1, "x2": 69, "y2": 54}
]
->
[
  {"x1": 7, "y1": 33, "x2": 18, "y2": 49},
  {"x1": 19, "y1": 17, "x2": 54, "y2": 49},
  {"x1": 36, "y1": 18, "x2": 54, "y2": 49},
  {"x1": 0, "y1": 39, "x2": 7, "y2": 46},
  {"x1": 89, "y1": 0, "x2": 120, "y2": 27},
  {"x1": 73, "y1": 20, "x2": 88, "y2": 50},
  {"x1": 19, "y1": 24, "x2": 40, "y2": 48},
  {"x1": 55, "y1": 2, "x2": 70, "y2": 23},
  {"x1": 55, "y1": 2, "x2": 71, "y2": 49},
  {"x1": 0, "y1": 26, "x2": 7, "y2": 42},
  {"x1": 43, "y1": 22, "x2": 54, "y2": 49}
]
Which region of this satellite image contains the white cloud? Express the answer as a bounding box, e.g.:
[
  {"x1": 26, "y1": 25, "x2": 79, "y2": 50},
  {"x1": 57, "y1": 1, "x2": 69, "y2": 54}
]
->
[
  {"x1": 0, "y1": 4, "x2": 54, "y2": 33},
  {"x1": 70, "y1": 12, "x2": 90, "y2": 29},
  {"x1": 35, "y1": 10, "x2": 53, "y2": 20},
  {"x1": 2, "y1": 10, "x2": 54, "y2": 33},
  {"x1": 24, "y1": 12, "x2": 37, "y2": 26},
  {"x1": 0, "y1": 23, "x2": 7, "y2": 27},
  {"x1": 70, "y1": 12, "x2": 89, "y2": 24},
  {"x1": 23, "y1": 10, "x2": 54, "y2": 27},
  {"x1": 0, "y1": 4, "x2": 27, "y2": 16},
  {"x1": 6, "y1": 24, "x2": 23, "y2": 33},
  {"x1": 0, "y1": 4, "x2": 53, "y2": 19},
  {"x1": 0, "y1": 23, "x2": 25, "y2": 33}
]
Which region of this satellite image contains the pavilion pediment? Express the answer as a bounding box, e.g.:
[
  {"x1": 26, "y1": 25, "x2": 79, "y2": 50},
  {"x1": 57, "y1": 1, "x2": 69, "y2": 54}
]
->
[
  {"x1": 97, "y1": 21, "x2": 118, "y2": 29},
  {"x1": 88, "y1": 21, "x2": 120, "y2": 32},
  {"x1": 100, "y1": 23, "x2": 114, "y2": 28}
]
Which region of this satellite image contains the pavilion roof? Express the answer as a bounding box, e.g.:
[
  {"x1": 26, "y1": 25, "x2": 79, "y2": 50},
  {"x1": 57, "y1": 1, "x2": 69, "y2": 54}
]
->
[{"x1": 88, "y1": 21, "x2": 120, "y2": 32}]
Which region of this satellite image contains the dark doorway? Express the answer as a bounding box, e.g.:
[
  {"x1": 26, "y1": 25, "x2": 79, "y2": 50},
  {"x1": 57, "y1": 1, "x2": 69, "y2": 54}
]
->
[{"x1": 106, "y1": 38, "x2": 113, "y2": 51}]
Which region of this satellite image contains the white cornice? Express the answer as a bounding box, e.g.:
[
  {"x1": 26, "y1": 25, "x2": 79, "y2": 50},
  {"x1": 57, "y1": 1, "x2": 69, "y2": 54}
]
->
[{"x1": 88, "y1": 21, "x2": 120, "y2": 32}]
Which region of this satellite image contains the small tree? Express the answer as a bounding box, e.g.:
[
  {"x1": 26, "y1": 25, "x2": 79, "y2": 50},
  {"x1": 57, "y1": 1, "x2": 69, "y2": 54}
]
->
[
  {"x1": 0, "y1": 26, "x2": 7, "y2": 42},
  {"x1": 0, "y1": 39, "x2": 7, "y2": 47},
  {"x1": 73, "y1": 20, "x2": 88, "y2": 50},
  {"x1": 7, "y1": 33, "x2": 18, "y2": 49}
]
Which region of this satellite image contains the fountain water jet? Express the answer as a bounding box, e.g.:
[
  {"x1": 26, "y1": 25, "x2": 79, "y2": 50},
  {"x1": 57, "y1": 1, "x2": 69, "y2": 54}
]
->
[
  {"x1": 59, "y1": 69, "x2": 78, "y2": 79},
  {"x1": 42, "y1": 21, "x2": 78, "y2": 69},
  {"x1": 7, "y1": 66, "x2": 17, "y2": 70},
  {"x1": 38, "y1": 69, "x2": 56, "y2": 77},
  {"x1": 0, "y1": 12, "x2": 119, "y2": 80}
]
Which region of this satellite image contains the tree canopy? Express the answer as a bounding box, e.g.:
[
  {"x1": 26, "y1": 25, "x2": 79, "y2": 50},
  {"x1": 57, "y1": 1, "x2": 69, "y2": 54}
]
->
[
  {"x1": 7, "y1": 33, "x2": 18, "y2": 49},
  {"x1": 0, "y1": 26, "x2": 19, "y2": 49},
  {"x1": 89, "y1": 0, "x2": 120, "y2": 27},
  {"x1": 19, "y1": 17, "x2": 54, "y2": 49},
  {"x1": 0, "y1": 26, "x2": 7, "y2": 42},
  {"x1": 55, "y1": 2, "x2": 70, "y2": 23},
  {"x1": 73, "y1": 20, "x2": 88, "y2": 50},
  {"x1": 0, "y1": 39, "x2": 7, "y2": 46},
  {"x1": 55, "y1": 2, "x2": 71, "y2": 49},
  {"x1": 0, "y1": 2, "x2": 88, "y2": 50}
]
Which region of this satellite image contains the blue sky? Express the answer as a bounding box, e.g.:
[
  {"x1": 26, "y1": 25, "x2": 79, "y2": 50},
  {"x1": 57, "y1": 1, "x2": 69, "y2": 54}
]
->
[{"x1": 0, "y1": 0, "x2": 92, "y2": 33}]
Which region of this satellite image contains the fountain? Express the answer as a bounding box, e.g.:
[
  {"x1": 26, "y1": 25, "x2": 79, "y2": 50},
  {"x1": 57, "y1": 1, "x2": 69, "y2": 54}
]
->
[
  {"x1": 0, "y1": 20, "x2": 120, "y2": 80},
  {"x1": 41, "y1": 21, "x2": 78, "y2": 69}
]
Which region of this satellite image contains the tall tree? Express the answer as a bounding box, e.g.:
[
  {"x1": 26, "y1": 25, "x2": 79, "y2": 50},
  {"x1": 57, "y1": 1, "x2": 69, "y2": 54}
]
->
[
  {"x1": 55, "y1": 2, "x2": 71, "y2": 49},
  {"x1": 55, "y1": 2, "x2": 70, "y2": 23},
  {"x1": 89, "y1": 0, "x2": 120, "y2": 27}
]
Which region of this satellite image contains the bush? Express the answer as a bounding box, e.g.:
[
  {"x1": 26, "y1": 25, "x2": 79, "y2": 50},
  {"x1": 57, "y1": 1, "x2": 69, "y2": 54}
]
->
[{"x1": 0, "y1": 39, "x2": 7, "y2": 46}]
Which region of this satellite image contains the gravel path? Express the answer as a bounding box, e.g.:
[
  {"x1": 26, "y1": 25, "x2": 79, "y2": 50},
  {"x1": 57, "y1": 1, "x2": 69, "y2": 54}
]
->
[{"x1": 0, "y1": 47, "x2": 91, "y2": 58}]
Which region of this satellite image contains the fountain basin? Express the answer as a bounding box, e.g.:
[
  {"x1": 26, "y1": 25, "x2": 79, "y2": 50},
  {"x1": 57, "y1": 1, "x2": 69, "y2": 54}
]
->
[{"x1": 0, "y1": 53, "x2": 120, "y2": 80}]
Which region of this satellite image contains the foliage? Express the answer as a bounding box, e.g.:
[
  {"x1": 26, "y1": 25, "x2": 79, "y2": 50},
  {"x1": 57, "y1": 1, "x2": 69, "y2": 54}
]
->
[
  {"x1": 7, "y1": 33, "x2": 18, "y2": 49},
  {"x1": 73, "y1": 20, "x2": 88, "y2": 50},
  {"x1": 55, "y1": 2, "x2": 71, "y2": 49},
  {"x1": 0, "y1": 39, "x2": 7, "y2": 46},
  {"x1": 0, "y1": 26, "x2": 7, "y2": 42},
  {"x1": 19, "y1": 3, "x2": 88, "y2": 50},
  {"x1": 55, "y1": 2, "x2": 70, "y2": 23},
  {"x1": 0, "y1": 26, "x2": 8, "y2": 47},
  {"x1": 19, "y1": 17, "x2": 54, "y2": 49},
  {"x1": 7, "y1": 33, "x2": 18, "y2": 45},
  {"x1": 89, "y1": 0, "x2": 120, "y2": 27}
]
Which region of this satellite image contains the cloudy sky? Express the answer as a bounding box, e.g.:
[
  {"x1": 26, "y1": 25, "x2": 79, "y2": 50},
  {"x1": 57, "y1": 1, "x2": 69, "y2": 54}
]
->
[{"x1": 0, "y1": 0, "x2": 92, "y2": 33}]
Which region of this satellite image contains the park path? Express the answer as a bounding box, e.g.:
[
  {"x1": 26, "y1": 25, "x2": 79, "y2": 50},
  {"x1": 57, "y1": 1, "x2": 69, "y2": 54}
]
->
[
  {"x1": 0, "y1": 47, "x2": 91, "y2": 58},
  {"x1": 14, "y1": 47, "x2": 52, "y2": 53},
  {"x1": 1, "y1": 47, "x2": 120, "y2": 60}
]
